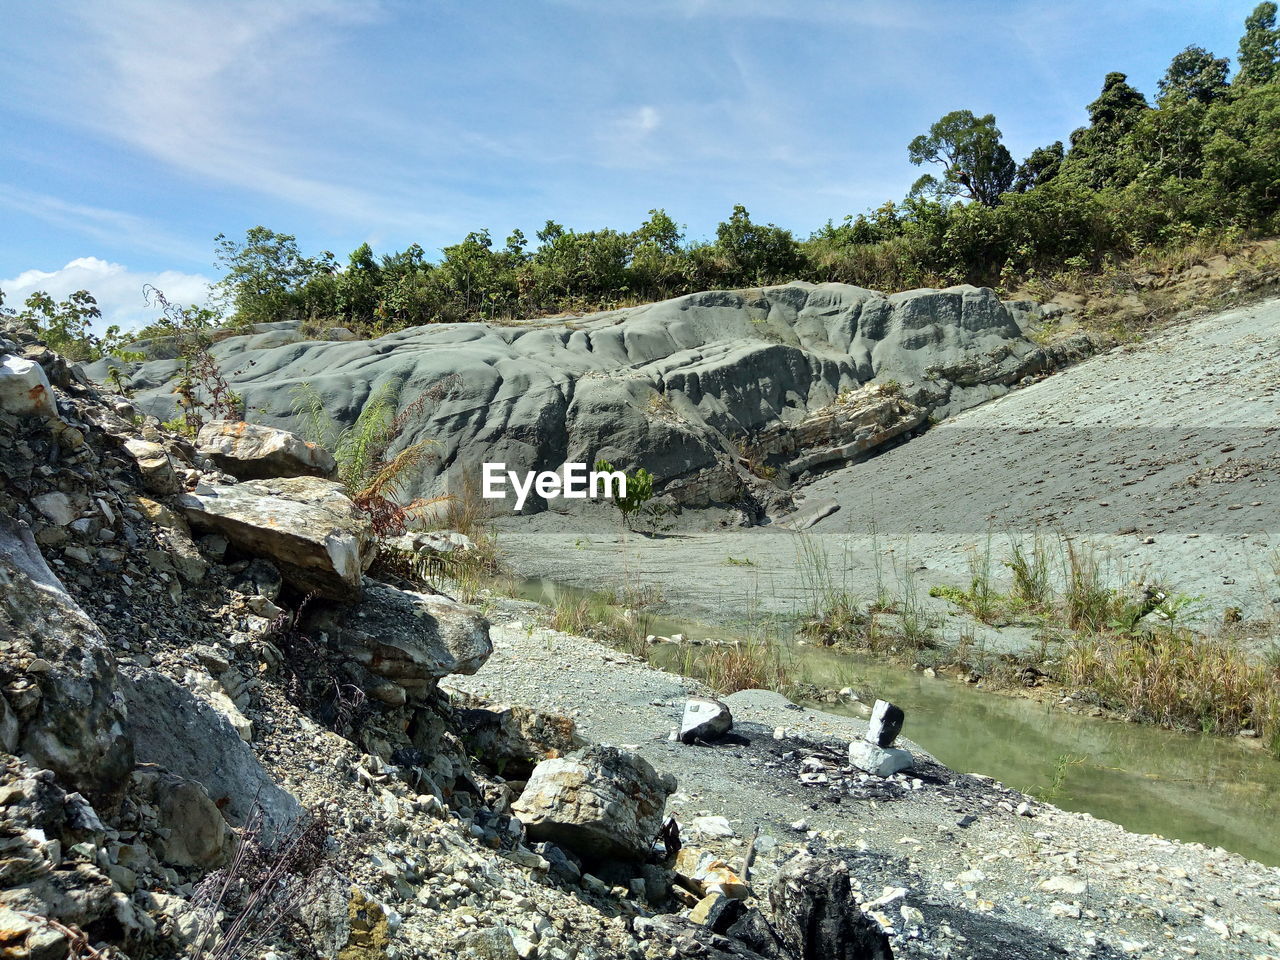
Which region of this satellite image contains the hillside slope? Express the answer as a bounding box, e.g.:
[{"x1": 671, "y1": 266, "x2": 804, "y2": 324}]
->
[{"x1": 501, "y1": 294, "x2": 1280, "y2": 628}]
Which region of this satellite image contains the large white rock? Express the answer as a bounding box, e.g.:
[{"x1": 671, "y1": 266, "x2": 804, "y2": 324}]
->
[
  {"x1": 197, "y1": 419, "x2": 337, "y2": 481},
  {"x1": 177, "y1": 476, "x2": 375, "y2": 600},
  {"x1": 0, "y1": 354, "x2": 59, "y2": 419},
  {"x1": 849, "y1": 739, "x2": 913, "y2": 777},
  {"x1": 512, "y1": 745, "x2": 676, "y2": 861}
]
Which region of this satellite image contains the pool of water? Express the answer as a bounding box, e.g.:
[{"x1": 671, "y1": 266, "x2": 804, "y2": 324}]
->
[{"x1": 513, "y1": 576, "x2": 1280, "y2": 866}]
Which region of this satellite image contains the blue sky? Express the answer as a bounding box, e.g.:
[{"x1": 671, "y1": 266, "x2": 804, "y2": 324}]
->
[{"x1": 0, "y1": 0, "x2": 1260, "y2": 329}]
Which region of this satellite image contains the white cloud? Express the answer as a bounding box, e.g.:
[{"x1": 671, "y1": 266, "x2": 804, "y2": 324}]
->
[{"x1": 2, "y1": 257, "x2": 211, "y2": 333}]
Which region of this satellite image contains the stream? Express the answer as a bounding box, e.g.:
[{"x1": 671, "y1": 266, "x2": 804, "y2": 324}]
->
[{"x1": 514, "y1": 576, "x2": 1280, "y2": 867}]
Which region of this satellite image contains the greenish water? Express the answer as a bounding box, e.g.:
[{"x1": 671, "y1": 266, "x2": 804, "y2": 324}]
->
[{"x1": 514, "y1": 576, "x2": 1280, "y2": 867}]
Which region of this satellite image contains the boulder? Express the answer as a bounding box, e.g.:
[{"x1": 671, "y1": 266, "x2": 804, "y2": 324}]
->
[
  {"x1": 308, "y1": 580, "x2": 491, "y2": 695},
  {"x1": 865, "y1": 699, "x2": 904, "y2": 747},
  {"x1": 511, "y1": 745, "x2": 676, "y2": 862},
  {"x1": 0, "y1": 354, "x2": 59, "y2": 419},
  {"x1": 121, "y1": 666, "x2": 302, "y2": 835},
  {"x1": 848, "y1": 740, "x2": 913, "y2": 778},
  {"x1": 130, "y1": 768, "x2": 233, "y2": 869},
  {"x1": 122, "y1": 438, "x2": 181, "y2": 495},
  {"x1": 768, "y1": 855, "x2": 893, "y2": 959},
  {"x1": 453, "y1": 697, "x2": 581, "y2": 776},
  {"x1": 0, "y1": 518, "x2": 132, "y2": 810},
  {"x1": 196, "y1": 419, "x2": 337, "y2": 480},
  {"x1": 680, "y1": 697, "x2": 733, "y2": 744},
  {"x1": 177, "y1": 476, "x2": 375, "y2": 600}
]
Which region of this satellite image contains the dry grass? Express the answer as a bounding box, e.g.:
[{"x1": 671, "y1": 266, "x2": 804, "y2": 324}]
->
[
  {"x1": 1063, "y1": 629, "x2": 1280, "y2": 752},
  {"x1": 680, "y1": 641, "x2": 794, "y2": 696},
  {"x1": 548, "y1": 590, "x2": 653, "y2": 658}
]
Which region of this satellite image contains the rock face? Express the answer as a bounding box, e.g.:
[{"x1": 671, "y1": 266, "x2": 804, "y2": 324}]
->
[
  {"x1": 512, "y1": 745, "x2": 676, "y2": 862},
  {"x1": 680, "y1": 697, "x2": 733, "y2": 744},
  {"x1": 177, "y1": 476, "x2": 375, "y2": 600},
  {"x1": 308, "y1": 580, "x2": 492, "y2": 697},
  {"x1": 196, "y1": 419, "x2": 337, "y2": 480},
  {"x1": 96, "y1": 283, "x2": 1063, "y2": 510},
  {"x1": 0, "y1": 354, "x2": 59, "y2": 419}
]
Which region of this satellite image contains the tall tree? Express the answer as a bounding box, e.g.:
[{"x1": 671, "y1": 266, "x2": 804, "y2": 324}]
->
[
  {"x1": 214, "y1": 227, "x2": 315, "y2": 324},
  {"x1": 1237, "y1": 2, "x2": 1280, "y2": 86},
  {"x1": 908, "y1": 110, "x2": 1016, "y2": 207},
  {"x1": 1012, "y1": 141, "x2": 1065, "y2": 192},
  {"x1": 1158, "y1": 45, "x2": 1231, "y2": 105},
  {"x1": 1061, "y1": 73, "x2": 1150, "y2": 189}
]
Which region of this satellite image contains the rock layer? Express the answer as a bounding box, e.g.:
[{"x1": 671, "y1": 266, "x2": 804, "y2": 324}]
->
[
  {"x1": 97, "y1": 283, "x2": 1067, "y2": 511},
  {"x1": 177, "y1": 476, "x2": 375, "y2": 600}
]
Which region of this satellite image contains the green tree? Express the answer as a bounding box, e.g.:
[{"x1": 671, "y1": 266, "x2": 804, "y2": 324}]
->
[
  {"x1": 214, "y1": 226, "x2": 315, "y2": 324},
  {"x1": 1012, "y1": 141, "x2": 1065, "y2": 192},
  {"x1": 711, "y1": 205, "x2": 802, "y2": 286},
  {"x1": 1158, "y1": 45, "x2": 1230, "y2": 105},
  {"x1": 338, "y1": 242, "x2": 382, "y2": 325},
  {"x1": 1236, "y1": 2, "x2": 1280, "y2": 87},
  {"x1": 17, "y1": 289, "x2": 105, "y2": 361},
  {"x1": 1061, "y1": 72, "x2": 1150, "y2": 189},
  {"x1": 908, "y1": 110, "x2": 1016, "y2": 207}
]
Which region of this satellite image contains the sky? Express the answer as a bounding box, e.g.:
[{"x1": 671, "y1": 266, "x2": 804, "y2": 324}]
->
[{"x1": 0, "y1": 0, "x2": 1262, "y2": 330}]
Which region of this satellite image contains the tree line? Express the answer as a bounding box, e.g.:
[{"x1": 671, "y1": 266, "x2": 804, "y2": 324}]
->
[{"x1": 6, "y1": 3, "x2": 1280, "y2": 353}]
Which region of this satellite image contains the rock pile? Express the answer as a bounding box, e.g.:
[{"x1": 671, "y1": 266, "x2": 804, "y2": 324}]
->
[{"x1": 848, "y1": 700, "x2": 913, "y2": 777}]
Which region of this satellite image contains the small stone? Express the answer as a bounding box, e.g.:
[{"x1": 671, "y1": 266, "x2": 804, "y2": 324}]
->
[
  {"x1": 1049, "y1": 901, "x2": 1081, "y2": 919},
  {"x1": 688, "y1": 815, "x2": 735, "y2": 839},
  {"x1": 33, "y1": 492, "x2": 77, "y2": 526},
  {"x1": 865, "y1": 699, "x2": 904, "y2": 747},
  {"x1": 1040, "y1": 876, "x2": 1087, "y2": 896}
]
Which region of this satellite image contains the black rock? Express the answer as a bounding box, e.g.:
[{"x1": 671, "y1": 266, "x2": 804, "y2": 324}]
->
[{"x1": 865, "y1": 700, "x2": 904, "y2": 748}]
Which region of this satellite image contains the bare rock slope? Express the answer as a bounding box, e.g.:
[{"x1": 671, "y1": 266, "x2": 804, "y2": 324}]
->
[{"x1": 97, "y1": 283, "x2": 1084, "y2": 512}]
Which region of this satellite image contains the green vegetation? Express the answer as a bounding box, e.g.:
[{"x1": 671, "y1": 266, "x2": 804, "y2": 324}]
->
[
  {"x1": 796, "y1": 535, "x2": 938, "y2": 654},
  {"x1": 678, "y1": 641, "x2": 795, "y2": 697},
  {"x1": 917, "y1": 534, "x2": 1280, "y2": 755},
  {"x1": 292, "y1": 377, "x2": 455, "y2": 536},
  {"x1": 8, "y1": 289, "x2": 137, "y2": 361},
  {"x1": 593, "y1": 459, "x2": 657, "y2": 531}
]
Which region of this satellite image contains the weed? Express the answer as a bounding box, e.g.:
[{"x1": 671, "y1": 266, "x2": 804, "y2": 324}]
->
[{"x1": 681, "y1": 641, "x2": 794, "y2": 696}]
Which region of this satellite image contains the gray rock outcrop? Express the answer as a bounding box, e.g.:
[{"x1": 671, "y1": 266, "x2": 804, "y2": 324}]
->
[
  {"x1": 94, "y1": 283, "x2": 1066, "y2": 511},
  {"x1": 0, "y1": 518, "x2": 132, "y2": 810},
  {"x1": 177, "y1": 476, "x2": 375, "y2": 600}
]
